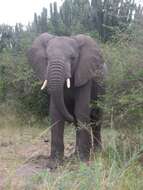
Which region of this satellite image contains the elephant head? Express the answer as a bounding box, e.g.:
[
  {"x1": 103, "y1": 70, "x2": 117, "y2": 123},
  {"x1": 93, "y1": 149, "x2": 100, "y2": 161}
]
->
[{"x1": 27, "y1": 33, "x2": 104, "y2": 122}]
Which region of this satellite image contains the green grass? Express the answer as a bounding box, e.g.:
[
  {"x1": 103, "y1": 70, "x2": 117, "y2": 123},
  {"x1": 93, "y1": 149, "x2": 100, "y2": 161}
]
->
[
  {"x1": 25, "y1": 149, "x2": 143, "y2": 190},
  {"x1": 26, "y1": 128, "x2": 143, "y2": 190},
  {"x1": 0, "y1": 114, "x2": 143, "y2": 190}
]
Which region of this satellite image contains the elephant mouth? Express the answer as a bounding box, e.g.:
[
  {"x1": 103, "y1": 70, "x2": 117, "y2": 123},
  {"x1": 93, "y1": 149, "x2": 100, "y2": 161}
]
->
[{"x1": 41, "y1": 78, "x2": 71, "y2": 90}]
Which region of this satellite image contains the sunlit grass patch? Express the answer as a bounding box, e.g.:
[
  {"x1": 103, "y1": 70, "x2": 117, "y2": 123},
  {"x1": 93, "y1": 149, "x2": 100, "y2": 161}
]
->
[
  {"x1": 25, "y1": 155, "x2": 143, "y2": 190},
  {"x1": 23, "y1": 127, "x2": 143, "y2": 190},
  {"x1": 0, "y1": 115, "x2": 143, "y2": 190}
]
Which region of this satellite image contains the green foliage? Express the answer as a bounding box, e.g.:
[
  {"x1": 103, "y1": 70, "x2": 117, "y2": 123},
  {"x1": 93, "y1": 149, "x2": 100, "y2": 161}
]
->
[
  {"x1": 102, "y1": 24, "x2": 143, "y2": 128},
  {"x1": 0, "y1": 0, "x2": 142, "y2": 125},
  {"x1": 0, "y1": 28, "x2": 50, "y2": 119},
  {"x1": 28, "y1": 0, "x2": 143, "y2": 40}
]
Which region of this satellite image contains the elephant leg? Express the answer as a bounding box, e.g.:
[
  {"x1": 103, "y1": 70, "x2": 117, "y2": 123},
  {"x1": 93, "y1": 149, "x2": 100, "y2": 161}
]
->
[
  {"x1": 50, "y1": 121, "x2": 65, "y2": 161},
  {"x1": 91, "y1": 107, "x2": 102, "y2": 151},
  {"x1": 76, "y1": 127, "x2": 91, "y2": 161},
  {"x1": 74, "y1": 81, "x2": 92, "y2": 161},
  {"x1": 49, "y1": 97, "x2": 65, "y2": 163},
  {"x1": 75, "y1": 124, "x2": 79, "y2": 155}
]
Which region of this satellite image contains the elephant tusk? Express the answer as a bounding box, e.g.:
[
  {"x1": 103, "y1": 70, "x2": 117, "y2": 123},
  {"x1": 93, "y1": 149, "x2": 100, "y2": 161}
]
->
[
  {"x1": 66, "y1": 78, "x2": 70, "y2": 88},
  {"x1": 41, "y1": 80, "x2": 48, "y2": 90}
]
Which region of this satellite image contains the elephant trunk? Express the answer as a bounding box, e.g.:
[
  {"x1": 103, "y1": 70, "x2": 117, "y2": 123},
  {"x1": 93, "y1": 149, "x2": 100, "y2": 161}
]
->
[{"x1": 47, "y1": 61, "x2": 73, "y2": 122}]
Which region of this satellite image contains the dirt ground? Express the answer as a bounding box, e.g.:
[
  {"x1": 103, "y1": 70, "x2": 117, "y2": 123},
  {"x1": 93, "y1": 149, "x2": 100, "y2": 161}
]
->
[{"x1": 0, "y1": 126, "x2": 75, "y2": 189}]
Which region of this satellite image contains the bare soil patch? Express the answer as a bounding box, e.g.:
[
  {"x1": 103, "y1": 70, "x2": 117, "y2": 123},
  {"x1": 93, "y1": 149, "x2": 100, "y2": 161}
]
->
[{"x1": 0, "y1": 126, "x2": 75, "y2": 189}]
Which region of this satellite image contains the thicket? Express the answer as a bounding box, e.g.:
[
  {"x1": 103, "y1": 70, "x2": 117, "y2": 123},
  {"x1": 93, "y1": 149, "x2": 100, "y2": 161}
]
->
[{"x1": 0, "y1": 0, "x2": 142, "y2": 128}]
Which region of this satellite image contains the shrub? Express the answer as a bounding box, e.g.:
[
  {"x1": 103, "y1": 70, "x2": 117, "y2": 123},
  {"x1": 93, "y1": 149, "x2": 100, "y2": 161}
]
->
[{"x1": 102, "y1": 24, "x2": 143, "y2": 128}]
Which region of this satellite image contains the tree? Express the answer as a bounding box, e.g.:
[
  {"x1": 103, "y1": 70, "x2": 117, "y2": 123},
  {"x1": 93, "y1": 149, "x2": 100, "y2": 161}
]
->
[
  {"x1": 50, "y1": 2, "x2": 67, "y2": 35},
  {"x1": 90, "y1": 0, "x2": 137, "y2": 41},
  {"x1": 60, "y1": 0, "x2": 73, "y2": 34},
  {"x1": 60, "y1": 0, "x2": 91, "y2": 34}
]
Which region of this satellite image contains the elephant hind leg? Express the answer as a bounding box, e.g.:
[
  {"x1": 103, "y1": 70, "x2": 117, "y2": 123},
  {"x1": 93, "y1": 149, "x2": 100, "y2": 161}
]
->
[
  {"x1": 90, "y1": 107, "x2": 102, "y2": 151},
  {"x1": 92, "y1": 123, "x2": 102, "y2": 151}
]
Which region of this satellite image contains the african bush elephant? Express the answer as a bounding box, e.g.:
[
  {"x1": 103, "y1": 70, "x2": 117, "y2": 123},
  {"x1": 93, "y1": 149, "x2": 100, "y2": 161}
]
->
[{"x1": 28, "y1": 33, "x2": 106, "y2": 167}]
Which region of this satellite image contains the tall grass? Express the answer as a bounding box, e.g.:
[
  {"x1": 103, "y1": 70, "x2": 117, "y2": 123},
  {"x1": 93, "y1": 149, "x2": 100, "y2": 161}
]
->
[{"x1": 21, "y1": 127, "x2": 143, "y2": 190}]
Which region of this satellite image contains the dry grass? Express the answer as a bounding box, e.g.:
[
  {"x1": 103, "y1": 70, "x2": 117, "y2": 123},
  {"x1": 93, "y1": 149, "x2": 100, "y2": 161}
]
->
[{"x1": 0, "y1": 114, "x2": 143, "y2": 190}]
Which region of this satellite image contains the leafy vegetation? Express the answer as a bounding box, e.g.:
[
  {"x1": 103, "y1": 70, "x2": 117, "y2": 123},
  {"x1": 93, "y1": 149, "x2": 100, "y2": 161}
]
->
[
  {"x1": 0, "y1": 0, "x2": 142, "y2": 126},
  {"x1": 102, "y1": 24, "x2": 143, "y2": 128}
]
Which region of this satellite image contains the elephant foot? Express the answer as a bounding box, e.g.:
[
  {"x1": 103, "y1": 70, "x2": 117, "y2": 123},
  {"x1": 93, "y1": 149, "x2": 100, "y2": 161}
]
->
[
  {"x1": 93, "y1": 143, "x2": 102, "y2": 152},
  {"x1": 46, "y1": 157, "x2": 63, "y2": 170},
  {"x1": 68, "y1": 148, "x2": 91, "y2": 163},
  {"x1": 65, "y1": 151, "x2": 79, "y2": 162}
]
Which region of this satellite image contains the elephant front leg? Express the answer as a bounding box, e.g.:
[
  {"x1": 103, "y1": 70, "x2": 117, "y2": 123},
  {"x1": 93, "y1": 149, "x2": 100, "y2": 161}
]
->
[
  {"x1": 75, "y1": 126, "x2": 91, "y2": 161},
  {"x1": 49, "y1": 98, "x2": 65, "y2": 167},
  {"x1": 75, "y1": 81, "x2": 92, "y2": 161},
  {"x1": 51, "y1": 120, "x2": 65, "y2": 161}
]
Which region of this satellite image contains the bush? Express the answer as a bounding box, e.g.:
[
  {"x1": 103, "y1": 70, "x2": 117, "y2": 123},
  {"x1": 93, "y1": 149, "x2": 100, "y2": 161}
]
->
[
  {"x1": 102, "y1": 24, "x2": 143, "y2": 128},
  {"x1": 0, "y1": 31, "x2": 50, "y2": 120}
]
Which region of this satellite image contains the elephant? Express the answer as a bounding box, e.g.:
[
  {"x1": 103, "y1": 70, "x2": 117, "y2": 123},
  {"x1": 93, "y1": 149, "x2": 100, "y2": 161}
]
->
[{"x1": 27, "y1": 33, "x2": 106, "y2": 168}]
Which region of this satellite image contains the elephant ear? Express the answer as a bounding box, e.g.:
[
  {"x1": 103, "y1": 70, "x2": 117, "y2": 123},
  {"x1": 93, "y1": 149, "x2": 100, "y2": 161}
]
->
[
  {"x1": 74, "y1": 35, "x2": 104, "y2": 87},
  {"x1": 27, "y1": 33, "x2": 54, "y2": 81}
]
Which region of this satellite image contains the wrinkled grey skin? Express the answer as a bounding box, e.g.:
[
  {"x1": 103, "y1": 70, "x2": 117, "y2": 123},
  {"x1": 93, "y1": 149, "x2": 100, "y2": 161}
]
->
[{"x1": 28, "y1": 33, "x2": 106, "y2": 168}]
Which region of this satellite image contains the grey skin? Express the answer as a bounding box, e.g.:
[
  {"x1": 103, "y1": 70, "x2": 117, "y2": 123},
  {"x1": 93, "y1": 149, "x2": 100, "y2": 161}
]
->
[{"x1": 28, "y1": 33, "x2": 106, "y2": 167}]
